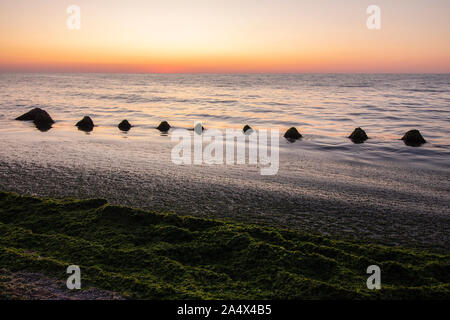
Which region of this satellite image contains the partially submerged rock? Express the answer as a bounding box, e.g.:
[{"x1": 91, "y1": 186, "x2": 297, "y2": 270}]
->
[
  {"x1": 284, "y1": 127, "x2": 302, "y2": 140},
  {"x1": 76, "y1": 116, "x2": 94, "y2": 132},
  {"x1": 16, "y1": 108, "x2": 54, "y2": 125},
  {"x1": 157, "y1": 121, "x2": 171, "y2": 132},
  {"x1": 348, "y1": 127, "x2": 368, "y2": 143},
  {"x1": 118, "y1": 120, "x2": 132, "y2": 131},
  {"x1": 34, "y1": 120, "x2": 53, "y2": 132},
  {"x1": 401, "y1": 130, "x2": 426, "y2": 146},
  {"x1": 243, "y1": 125, "x2": 253, "y2": 133},
  {"x1": 16, "y1": 108, "x2": 55, "y2": 132}
]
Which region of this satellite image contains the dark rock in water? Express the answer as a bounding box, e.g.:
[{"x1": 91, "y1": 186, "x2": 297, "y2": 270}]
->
[
  {"x1": 401, "y1": 130, "x2": 426, "y2": 146},
  {"x1": 284, "y1": 127, "x2": 302, "y2": 140},
  {"x1": 76, "y1": 116, "x2": 94, "y2": 132},
  {"x1": 157, "y1": 121, "x2": 171, "y2": 132},
  {"x1": 243, "y1": 125, "x2": 253, "y2": 133},
  {"x1": 34, "y1": 111, "x2": 55, "y2": 131},
  {"x1": 16, "y1": 108, "x2": 54, "y2": 124},
  {"x1": 34, "y1": 120, "x2": 53, "y2": 132},
  {"x1": 118, "y1": 120, "x2": 132, "y2": 131},
  {"x1": 348, "y1": 127, "x2": 368, "y2": 143}
]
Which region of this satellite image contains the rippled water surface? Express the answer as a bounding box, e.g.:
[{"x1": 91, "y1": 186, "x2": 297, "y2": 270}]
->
[
  {"x1": 0, "y1": 74, "x2": 449, "y2": 131},
  {"x1": 1, "y1": 73, "x2": 449, "y2": 168}
]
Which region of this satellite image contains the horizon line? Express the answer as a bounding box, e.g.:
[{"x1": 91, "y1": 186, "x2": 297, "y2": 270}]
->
[{"x1": 1, "y1": 70, "x2": 449, "y2": 75}]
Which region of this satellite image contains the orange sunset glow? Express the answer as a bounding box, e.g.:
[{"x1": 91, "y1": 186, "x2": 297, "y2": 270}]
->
[{"x1": 1, "y1": 0, "x2": 449, "y2": 73}]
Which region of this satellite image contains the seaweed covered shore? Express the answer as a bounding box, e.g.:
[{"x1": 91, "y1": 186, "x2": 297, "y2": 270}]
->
[{"x1": 0, "y1": 192, "x2": 449, "y2": 300}]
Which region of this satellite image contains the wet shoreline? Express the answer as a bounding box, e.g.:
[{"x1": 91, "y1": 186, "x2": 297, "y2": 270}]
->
[{"x1": 1, "y1": 146, "x2": 449, "y2": 251}]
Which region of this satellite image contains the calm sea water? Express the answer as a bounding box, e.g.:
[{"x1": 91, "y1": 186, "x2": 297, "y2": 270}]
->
[
  {"x1": 0, "y1": 73, "x2": 449, "y2": 167},
  {"x1": 1, "y1": 73, "x2": 449, "y2": 133}
]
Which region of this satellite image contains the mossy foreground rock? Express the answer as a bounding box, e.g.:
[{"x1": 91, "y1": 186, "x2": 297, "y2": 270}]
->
[
  {"x1": 76, "y1": 116, "x2": 94, "y2": 132},
  {"x1": 118, "y1": 120, "x2": 132, "y2": 131},
  {"x1": 349, "y1": 127, "x2": 368, "y2": 143},
  {"x1": 16, "y1": 108, "x2": 54, "y2": 131},
  {"x1": 401, "y1": 130, "x2": 426, "y2": 146},
  {"x1": 157, "y1": 121, "x2": 171, "y2": 132},
  {"x1": 0, "y1": 192, "x2": 449, "y2": 300},
  {"x1": 284, "y1": 127, "x2": 302, "y2": 140}
]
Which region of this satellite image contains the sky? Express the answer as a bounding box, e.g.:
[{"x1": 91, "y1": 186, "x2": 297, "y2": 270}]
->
[{"x1": 0, "y1": 0, "x2": 449, "y2": 73}]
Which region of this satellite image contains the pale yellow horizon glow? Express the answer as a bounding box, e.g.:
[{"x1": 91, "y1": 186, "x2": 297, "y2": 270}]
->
[{"x1": 0, "y1": 0, "x2": 449, "y2": 73}]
